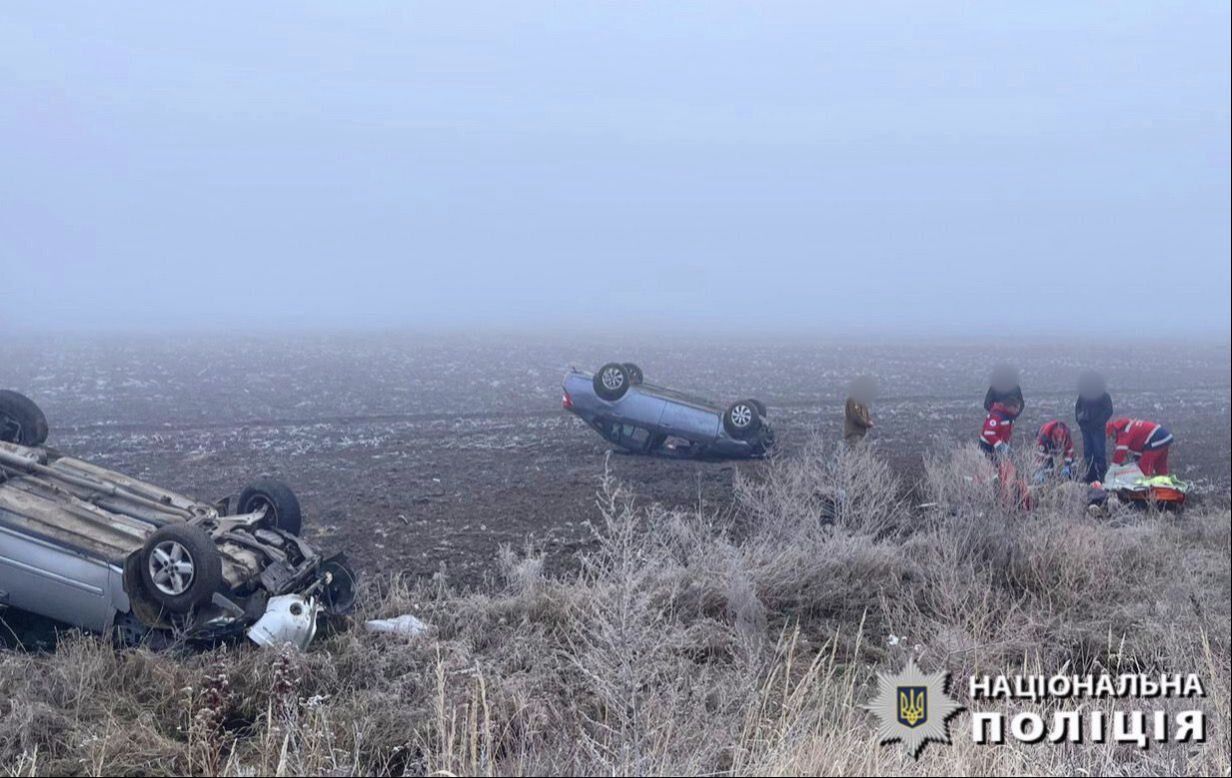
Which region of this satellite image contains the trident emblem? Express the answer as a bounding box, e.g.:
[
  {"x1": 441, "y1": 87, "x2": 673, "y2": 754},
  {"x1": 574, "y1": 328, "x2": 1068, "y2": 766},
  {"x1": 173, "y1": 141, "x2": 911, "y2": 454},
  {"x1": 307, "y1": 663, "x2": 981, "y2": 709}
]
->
[{"x1": 897, "y1": 686, "x2": 927, "y2": 728}]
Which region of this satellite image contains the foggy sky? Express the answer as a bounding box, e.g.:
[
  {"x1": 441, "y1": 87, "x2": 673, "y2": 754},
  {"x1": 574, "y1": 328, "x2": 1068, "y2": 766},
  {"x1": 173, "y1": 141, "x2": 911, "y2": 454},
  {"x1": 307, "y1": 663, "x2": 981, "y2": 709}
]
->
[{"x1": 2, "y1": 3, "x2": 1229, "y2": 337}]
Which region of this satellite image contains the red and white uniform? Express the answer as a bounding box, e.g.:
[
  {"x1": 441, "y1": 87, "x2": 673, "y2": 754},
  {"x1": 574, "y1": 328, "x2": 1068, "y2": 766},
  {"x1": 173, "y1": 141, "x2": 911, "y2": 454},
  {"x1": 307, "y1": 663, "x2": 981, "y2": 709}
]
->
[
  {"x1": 979, "y1": 403, "x2": 1015, "y2": 454},
  {"x1": 1107, "y1": 417, "x2": 1173, "y2": 476},
  {"x1": 1036, "y1": 420, "x2": 1074, "y2": 464}
]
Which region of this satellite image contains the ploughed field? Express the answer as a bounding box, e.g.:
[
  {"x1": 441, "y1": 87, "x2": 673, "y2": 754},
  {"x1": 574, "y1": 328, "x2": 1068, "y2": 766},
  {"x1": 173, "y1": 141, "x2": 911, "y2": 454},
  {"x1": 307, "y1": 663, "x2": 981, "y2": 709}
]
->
[{"x1": 2, "y1": 333, "x2": 1228, "y2": 583}]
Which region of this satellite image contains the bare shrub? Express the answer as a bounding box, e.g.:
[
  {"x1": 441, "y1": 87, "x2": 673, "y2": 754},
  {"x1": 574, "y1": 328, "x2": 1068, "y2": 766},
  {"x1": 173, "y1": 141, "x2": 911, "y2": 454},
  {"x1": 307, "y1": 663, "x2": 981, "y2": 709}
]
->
[
  {"x1": 1, "y1": 437, "x2": 1227, "y2": 776},
  {"x1": 736, "y1": 437, "x2": 908, "y2": 537}
]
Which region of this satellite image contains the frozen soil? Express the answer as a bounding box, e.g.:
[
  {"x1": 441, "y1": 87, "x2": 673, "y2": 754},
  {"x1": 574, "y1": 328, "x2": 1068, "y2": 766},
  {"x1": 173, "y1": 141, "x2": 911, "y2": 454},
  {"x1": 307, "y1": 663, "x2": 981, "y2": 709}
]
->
[{"x1": 2, "y1": 332, "x2": 1228, "y2": 584}]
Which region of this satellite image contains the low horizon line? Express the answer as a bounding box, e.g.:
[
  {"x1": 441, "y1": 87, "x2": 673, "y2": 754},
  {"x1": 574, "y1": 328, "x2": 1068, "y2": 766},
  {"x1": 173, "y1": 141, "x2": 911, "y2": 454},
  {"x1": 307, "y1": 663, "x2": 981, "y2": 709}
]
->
[{"x1": 3, "y1": 322, "x2": 1229, "y2": 350}]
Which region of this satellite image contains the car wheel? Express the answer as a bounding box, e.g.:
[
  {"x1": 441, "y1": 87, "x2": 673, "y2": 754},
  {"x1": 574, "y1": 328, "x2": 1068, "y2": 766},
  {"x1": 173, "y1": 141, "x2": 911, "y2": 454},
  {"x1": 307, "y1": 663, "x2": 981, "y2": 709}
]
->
[
  {"x1": 593, "y1": 363, "x2": 632, "y2": 401},
  {"x1": 140, "y1": 524, "x2": 223, "y2": 613},
  {"x1": 237, "y1": 477, "x2": 303, "y2": 536},
  {"x1": 320, "y1": 557, "x2": 358, "y2": 615},
  {"x1": 0, "y1": 390, "x2": 49, "y2": 446},
  {"x1": 622, "y1": 363, "x2": 644, "y2": 385},
  {"x1": 723, "y1": 399, "x2": 763, "y2": 439}
]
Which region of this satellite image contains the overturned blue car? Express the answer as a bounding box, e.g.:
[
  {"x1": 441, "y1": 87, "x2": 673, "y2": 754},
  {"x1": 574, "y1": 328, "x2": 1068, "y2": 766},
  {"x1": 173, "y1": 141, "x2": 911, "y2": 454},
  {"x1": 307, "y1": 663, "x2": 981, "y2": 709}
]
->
[{"x1": 562, "y1": 363, "x2": 774, "y2": 460}]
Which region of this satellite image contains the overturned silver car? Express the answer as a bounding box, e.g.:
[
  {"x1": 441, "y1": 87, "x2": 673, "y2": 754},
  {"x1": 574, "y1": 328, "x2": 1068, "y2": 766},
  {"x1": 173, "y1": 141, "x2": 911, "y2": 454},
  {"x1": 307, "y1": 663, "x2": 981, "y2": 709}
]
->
[
  {"x1": 563, "y1": 363, "x2": 774, "y2": 459},
  {"x1": 0, "y1": 390, "x2": 355, "y2": 650}
]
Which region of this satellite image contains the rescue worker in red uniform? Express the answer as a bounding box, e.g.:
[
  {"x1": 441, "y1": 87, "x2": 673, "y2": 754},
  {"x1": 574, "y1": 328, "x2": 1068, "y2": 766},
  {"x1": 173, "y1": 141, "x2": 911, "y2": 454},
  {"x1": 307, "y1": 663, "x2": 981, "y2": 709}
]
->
[
  {"x1": 978, "y1": 401, "x2": 1018, "y2": 458},
  {"x1": 976, "y1": 401, "x2": 1030, "y2": 509},
  {"x1": 1106, "y1": 418, "x2": 1174, "y2": 476},
  {"x1": 1034, "y1": 419, "x2": 1075, "y2": 481}
]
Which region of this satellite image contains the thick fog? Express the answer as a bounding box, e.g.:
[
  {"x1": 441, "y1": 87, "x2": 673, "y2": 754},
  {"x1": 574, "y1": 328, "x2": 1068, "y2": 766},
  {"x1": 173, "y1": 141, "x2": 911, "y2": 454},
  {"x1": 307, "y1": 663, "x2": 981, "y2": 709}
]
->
[{"x1": 2, "y1": 3, "x2": 1229, "y2": 338}]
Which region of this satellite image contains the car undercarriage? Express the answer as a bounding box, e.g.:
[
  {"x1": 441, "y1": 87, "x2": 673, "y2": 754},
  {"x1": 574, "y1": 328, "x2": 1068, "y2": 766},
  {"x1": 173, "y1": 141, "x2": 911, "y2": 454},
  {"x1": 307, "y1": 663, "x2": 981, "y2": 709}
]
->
[{"x1": 0, "y1": 391, "x2": 355, "y2": 650}]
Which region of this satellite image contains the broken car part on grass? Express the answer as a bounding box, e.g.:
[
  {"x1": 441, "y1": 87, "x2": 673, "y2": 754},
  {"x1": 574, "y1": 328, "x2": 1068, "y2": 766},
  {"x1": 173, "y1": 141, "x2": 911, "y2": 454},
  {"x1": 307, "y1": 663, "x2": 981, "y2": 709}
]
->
[{"x1": 0, "y1": 391, "x2": 356, "y2": 651}]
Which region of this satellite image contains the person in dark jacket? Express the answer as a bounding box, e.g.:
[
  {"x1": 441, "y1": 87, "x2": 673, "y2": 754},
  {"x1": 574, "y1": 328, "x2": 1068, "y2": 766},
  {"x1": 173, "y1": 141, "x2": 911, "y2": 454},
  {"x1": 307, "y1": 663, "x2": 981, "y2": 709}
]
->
[
  {"x1": 1075, "y1": 371, "x2": 1113, "y2": 483},
  {"x1": 984, "y1": 364, "x2": 1024, "y2": 419}
]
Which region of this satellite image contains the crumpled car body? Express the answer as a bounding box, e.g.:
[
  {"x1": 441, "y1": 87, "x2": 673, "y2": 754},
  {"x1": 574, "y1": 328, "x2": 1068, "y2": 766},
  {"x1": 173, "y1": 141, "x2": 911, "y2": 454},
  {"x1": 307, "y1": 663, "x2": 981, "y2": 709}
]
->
[
  {"x1": 0, "y1": 440, "x2": 355, "y2": 649},
  {"x1": 562, "y1": 363, "x2": 774, "y2": 460}
]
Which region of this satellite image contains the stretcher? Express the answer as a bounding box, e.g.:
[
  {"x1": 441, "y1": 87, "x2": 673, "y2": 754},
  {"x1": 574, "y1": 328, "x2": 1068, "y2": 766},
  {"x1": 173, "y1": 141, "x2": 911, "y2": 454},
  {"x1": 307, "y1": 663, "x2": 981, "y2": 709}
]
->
[{"x1": 1101, "y1": 463, "x2": 1190, "y2": 510}]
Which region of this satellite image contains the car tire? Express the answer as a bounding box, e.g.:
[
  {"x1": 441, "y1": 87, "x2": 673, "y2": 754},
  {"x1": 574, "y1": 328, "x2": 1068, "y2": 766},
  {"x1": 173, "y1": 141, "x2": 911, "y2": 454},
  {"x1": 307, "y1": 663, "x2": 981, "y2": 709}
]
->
[
  {"x1": 593, "y1": 363, "x2": 632, "y2": 401},
  {"x1": 622, "y1": 363, "x2": 645, "y2": 385},
  {"x1": 237, "y1": 477, "x2": 303, "y2": 536},
  {"x1": 723, "y1": 399, "x2": 763, "y2": 439},
  {"x1": 140, "y1": 524, "x2": 223, "y2": 613},
  {"x1": 320, "y1": 557, "x2": 358, "y2": 615},
  {"x1": 0, "y1": 390, "x2": 49, "y2": 446}
]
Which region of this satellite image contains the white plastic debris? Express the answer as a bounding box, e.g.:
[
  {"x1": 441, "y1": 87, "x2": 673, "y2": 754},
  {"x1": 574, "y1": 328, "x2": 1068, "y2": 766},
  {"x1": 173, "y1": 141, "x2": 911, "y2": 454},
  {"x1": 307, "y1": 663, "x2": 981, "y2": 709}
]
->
[
  {"x1": 364, "y1": 614, "x2": 429, "y2": 637},
  {"x1": 247, "y1": 594, "x2": 319, "y2": 650}
]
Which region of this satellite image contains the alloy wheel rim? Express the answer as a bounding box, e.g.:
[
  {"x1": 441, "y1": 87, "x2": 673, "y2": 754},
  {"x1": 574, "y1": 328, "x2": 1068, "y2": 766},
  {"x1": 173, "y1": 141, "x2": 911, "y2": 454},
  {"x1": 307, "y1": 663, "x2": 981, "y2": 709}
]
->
[
  {"x1": 602, "y1": 368, "x2": 625, "y2": 391},
  {"x1": 149, "y1": 540, "x2": 195, "y2": 596},
  {"x1": 731, "y1": 404, "x2": 753, "y2": 428}
]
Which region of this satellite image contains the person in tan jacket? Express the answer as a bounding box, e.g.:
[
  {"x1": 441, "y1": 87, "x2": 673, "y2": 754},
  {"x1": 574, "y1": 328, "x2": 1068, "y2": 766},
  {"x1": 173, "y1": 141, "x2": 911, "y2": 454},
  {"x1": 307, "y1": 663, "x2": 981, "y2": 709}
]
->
[{"x1": 844, "y1": 376, "x2": 877, "y2": 445}]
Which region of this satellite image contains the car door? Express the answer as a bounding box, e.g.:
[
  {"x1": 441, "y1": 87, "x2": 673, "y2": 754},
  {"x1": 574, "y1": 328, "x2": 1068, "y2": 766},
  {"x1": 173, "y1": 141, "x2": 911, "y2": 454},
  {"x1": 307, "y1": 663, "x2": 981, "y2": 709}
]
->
[
  {"x1": 615, "y1": 423, "x2": 656, "y2": 453},
  {"x1": 658, "y1": 399, "x2": 721, "y2": 442},
  {"x1": 610, "y1": 388, "x2": 668, "y2": 429},
  {"x1": 0, "y1": 519, "x2": 116, "y2": 633}
]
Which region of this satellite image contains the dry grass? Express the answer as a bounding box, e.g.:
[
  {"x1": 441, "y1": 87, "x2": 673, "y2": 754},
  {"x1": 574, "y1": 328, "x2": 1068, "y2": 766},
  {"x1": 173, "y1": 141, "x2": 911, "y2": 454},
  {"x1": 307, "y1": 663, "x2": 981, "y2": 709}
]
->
[{"x1": 1, "y1": 440, "x2": 1228, "y2": 776}]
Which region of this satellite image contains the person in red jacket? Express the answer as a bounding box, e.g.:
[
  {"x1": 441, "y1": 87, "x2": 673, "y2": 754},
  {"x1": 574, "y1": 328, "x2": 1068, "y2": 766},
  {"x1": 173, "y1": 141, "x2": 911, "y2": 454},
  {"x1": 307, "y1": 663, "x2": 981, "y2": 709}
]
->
[
  {"x1": 1035, "y1": 419, "x2": 1075, "y2": 479},
  {"x1": 978, "y1": 401, "x2": 1018, "y2": 458},
  {"x1": 1106, "y1": 418, "x2": 1174, "y2": 476}
]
